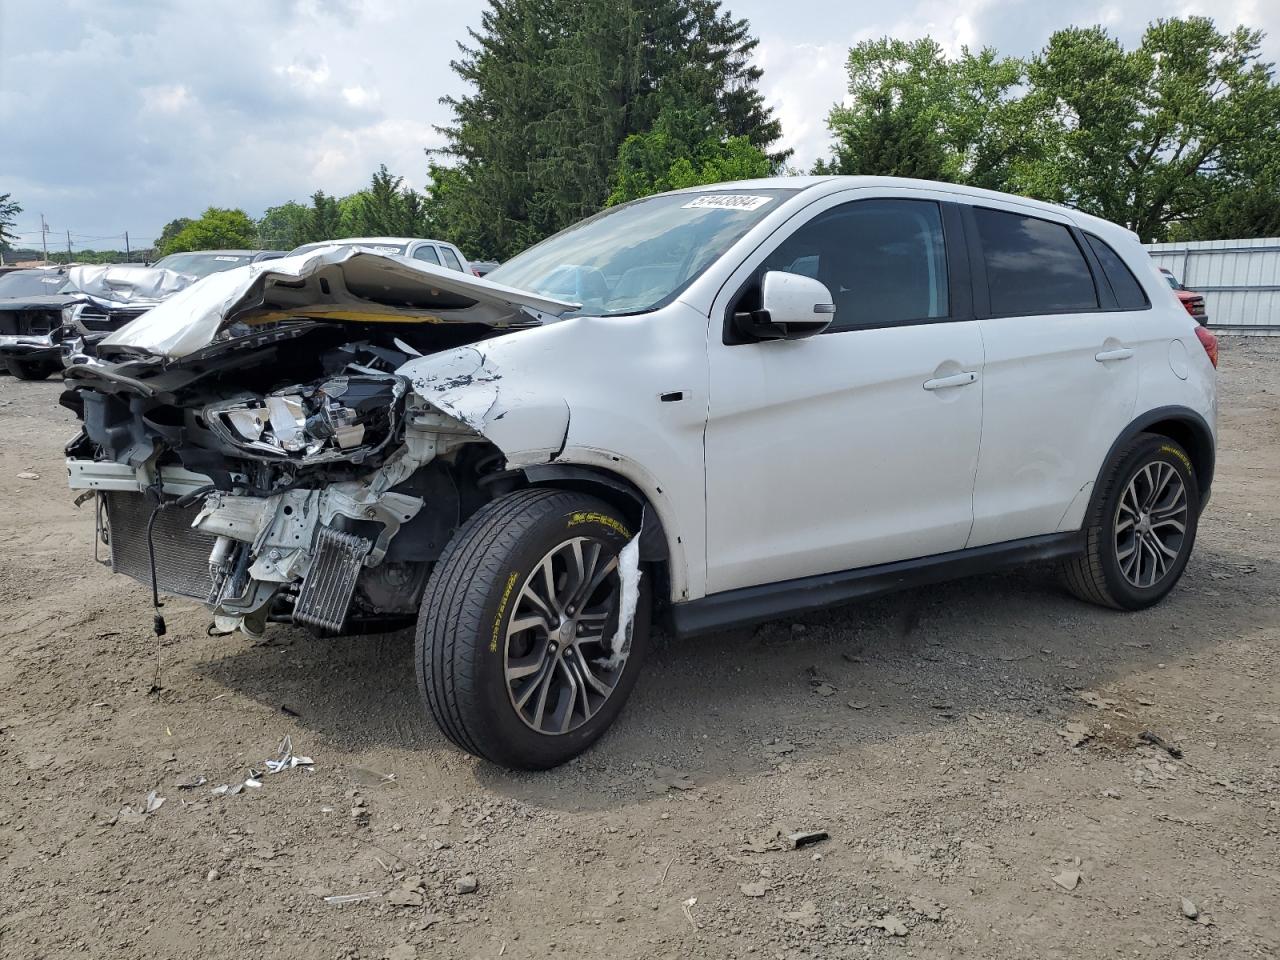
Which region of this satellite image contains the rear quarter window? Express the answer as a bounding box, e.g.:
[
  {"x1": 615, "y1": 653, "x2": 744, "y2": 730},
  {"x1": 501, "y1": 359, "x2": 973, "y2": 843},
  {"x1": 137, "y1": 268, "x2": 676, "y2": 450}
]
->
[
  {"x1": 974, "y1": 208, "x2": 1098, "y2": 315},
  {"x1": 440, "y1": 247, "x2": 464, "y2": 272},
  {"x1": 1084, "y1": 234, "x2": 1150, "y2": 310}
]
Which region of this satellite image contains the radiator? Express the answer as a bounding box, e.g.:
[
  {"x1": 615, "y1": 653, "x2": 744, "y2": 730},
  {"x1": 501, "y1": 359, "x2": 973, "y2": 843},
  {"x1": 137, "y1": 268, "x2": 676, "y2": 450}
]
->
[{"x1": 104, "y1": 492, "x2": 217, "y2": 601}]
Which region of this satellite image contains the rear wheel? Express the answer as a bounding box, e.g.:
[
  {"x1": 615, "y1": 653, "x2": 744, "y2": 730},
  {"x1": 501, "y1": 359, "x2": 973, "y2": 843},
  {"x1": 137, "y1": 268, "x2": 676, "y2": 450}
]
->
[
  {"x1": 1062, "y1": 433, "x2": 1200, "y2": 610},
  {"x1": 4, "y1": 356, "x2": 58, "y2": 380},
  {"x1": 415, "y1": 488, "x2": 649, "y2": 769}
]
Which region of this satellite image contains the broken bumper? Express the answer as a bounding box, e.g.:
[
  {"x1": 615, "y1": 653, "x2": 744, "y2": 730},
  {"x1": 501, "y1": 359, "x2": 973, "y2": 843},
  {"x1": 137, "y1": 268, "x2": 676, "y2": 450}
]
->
[{"x1": 0, "y1": 332, "x2": 60, "y2": 360}]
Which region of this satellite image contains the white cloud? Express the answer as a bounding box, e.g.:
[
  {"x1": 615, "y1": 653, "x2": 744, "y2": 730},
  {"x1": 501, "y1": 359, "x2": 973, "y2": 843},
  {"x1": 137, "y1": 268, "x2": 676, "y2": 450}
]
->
[{"x1": 140, "y1": 84, "x2": 194, "y2": 114}]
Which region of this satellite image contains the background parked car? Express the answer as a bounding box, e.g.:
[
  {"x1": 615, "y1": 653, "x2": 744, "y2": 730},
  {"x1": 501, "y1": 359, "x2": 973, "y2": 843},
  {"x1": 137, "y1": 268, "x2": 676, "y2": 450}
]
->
[
  {"x1": 0, "y1": 267, "x2": 75, "y2": 379},
  {"x1": 151, "y1": 249, "x2": 286, "y2": 277},
  {"x1": 289, "y1": 237, "x2": 472, "y2": 274},
  {"x1": 469, "y1": 260, "x2": 500, "y2": 277},
  {"x1": 1159, "y1": 267, "x2": 1208, "y2": 325}
]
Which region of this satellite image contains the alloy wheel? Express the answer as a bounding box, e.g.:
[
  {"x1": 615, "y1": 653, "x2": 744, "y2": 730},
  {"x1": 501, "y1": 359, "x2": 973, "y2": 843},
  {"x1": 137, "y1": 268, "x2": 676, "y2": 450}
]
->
[
  {"x1": 503, "y1": 537, "x2": 627, "y2": 735},
  {"x1": 1114, "y1": 461, "x2": 1189, "y2": 589}
]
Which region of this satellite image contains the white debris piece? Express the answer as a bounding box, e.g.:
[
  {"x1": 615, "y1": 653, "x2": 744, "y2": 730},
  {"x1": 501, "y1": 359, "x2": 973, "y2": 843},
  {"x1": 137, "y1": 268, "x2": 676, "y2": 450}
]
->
[
  {"x1": 597, "y1": 534, "x2": 641, "y2": 670},
  {"x1": 265, "y1": 735, "x2": 314, "y2": 774}
]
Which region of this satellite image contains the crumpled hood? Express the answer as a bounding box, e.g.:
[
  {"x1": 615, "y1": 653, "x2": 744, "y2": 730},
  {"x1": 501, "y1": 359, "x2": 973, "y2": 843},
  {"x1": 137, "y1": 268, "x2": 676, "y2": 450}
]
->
[
  {"x1": 100, "y1": 246, "x2": 581, "y2": 359},
  {"x1": 69, "y1": 264, "x2": 196, "y2": 305}
]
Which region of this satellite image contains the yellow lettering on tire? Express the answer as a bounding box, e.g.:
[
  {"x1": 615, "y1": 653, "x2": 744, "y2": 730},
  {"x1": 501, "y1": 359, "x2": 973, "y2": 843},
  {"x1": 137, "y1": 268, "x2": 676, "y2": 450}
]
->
[{"x1": 490, "y1": 571, "x2": 519, "y2": 653}]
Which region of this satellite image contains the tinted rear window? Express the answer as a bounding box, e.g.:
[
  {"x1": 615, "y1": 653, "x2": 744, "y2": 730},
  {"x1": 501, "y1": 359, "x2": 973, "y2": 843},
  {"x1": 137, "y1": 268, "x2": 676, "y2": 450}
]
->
[
  {"x1": 974, "y1": 208, "x2": 1098, "y2": 315},
  {"x1": 1084, "y1": 234, "x2": 1149, "y2": 310}
]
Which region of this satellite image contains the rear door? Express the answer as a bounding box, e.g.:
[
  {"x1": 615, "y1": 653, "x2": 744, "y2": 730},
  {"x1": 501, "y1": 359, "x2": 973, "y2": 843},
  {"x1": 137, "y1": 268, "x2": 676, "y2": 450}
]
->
[
  {"x1": 703, "y1": 191, "x2": 985, "y2": 594},
  {"x1": 964, "y1": 203, "x2": 1140, "y2": 546}
]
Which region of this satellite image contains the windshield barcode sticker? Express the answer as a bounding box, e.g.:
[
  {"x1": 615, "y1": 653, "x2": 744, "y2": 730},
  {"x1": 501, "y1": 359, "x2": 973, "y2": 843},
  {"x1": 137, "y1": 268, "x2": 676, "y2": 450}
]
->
[
  {"x1": 682, "y1": 194, "x2": 773, "y2": 211},
  {"x1": 214, "y1": 256, "x2": 242, "y2": 261}
]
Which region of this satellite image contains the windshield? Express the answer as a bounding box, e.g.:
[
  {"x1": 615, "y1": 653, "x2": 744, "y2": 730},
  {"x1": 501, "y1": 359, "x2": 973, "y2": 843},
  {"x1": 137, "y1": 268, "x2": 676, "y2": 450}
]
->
[
  {"x1": 153, "y1": 253, "x2": 254, "y2": 278},
  {"x1": 486, "y1": 189, "x2": 796, "y2": 316},
  {"x1": 289, "y1": 241, "x2": 410, "y2": 257},
  {"x1": 0, "y1": 270, "x2": 70, "y2": 298}
]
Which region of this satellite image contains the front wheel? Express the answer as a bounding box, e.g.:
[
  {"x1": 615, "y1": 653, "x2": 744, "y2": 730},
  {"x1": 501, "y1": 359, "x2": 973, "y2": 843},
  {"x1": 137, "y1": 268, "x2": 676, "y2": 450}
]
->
[
  {"x1": 4, "y1": 356, "x2": 58, "y2": 380},
  {"x1": 1062, "y1": 433, "x2": 1200, "y2": 610},
  {"x1": 415, "y1": 488, "x2": 649, "y2": 769}
]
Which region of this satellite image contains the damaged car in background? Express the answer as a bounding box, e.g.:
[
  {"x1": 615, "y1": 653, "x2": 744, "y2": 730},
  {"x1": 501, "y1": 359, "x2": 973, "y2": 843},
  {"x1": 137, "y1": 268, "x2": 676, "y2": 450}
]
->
[
  {"x1": 62, "y1": 179, "x2": 1217, "y2": 769},
  {"x1": 0, "y1": 266, "x2": 74, "y2": 379},
  {"x1": 1, "y1": 252, "x2": 286, "y2": 380}
]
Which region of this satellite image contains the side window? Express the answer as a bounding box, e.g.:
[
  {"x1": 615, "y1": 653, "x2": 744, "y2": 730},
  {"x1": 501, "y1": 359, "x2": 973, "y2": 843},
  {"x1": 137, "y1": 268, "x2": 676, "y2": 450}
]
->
[
  {"x1": 412, "y1": 244, "x2": 441, "y2": 265},
  {"x1": 759, "y1": 198, "x2": 949, "y2": 330},
  {"x1": 440, "y1": 247, "x2": 464, "y2": 272},
  {"x1": 973, "y1": 208, "x2": 1098, "y2": 315},
  {"x1": 1084, "y1": 233, "x2": 1150, "y2": 310}
]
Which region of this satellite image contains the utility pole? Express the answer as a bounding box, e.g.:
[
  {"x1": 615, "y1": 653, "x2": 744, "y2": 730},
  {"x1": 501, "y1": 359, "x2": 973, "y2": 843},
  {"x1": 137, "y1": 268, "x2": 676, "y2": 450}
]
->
[
  {"x1": 66, "y1": 229, "x2": 73, "y2": 264},
  {"x1": 40, "y1": 214, "x2": 49, "y2": 265},
  {"x1": 124, "y1": 231, "x2": 131, "y2": 263}
]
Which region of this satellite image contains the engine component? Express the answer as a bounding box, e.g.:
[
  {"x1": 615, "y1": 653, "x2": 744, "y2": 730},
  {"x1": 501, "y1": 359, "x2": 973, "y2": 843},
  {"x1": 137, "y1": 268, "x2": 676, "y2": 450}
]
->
[{"x1": 293, "y1": 526, "x2": 373, "y2": 632}]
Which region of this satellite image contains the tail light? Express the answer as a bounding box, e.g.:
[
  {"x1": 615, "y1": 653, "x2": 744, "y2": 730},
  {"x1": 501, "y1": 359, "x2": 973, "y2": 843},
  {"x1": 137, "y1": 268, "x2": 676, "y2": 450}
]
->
[
  {"x1": 471, "y1": 267, "x2": 482, "y2": 277},
  {"x1": 1194, "y1": 326, "x2": 1218, "y2": 368}
]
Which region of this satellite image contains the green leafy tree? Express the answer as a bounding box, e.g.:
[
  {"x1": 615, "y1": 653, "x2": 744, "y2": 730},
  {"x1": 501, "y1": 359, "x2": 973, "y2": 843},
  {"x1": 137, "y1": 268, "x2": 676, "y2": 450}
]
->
[
  {"x1": 155, "y1": 217, "x2": 193, "y2": 253},
  {"x1": 346, "y1": 165, "x2": 431, "y2": 236},
  {"x1": 823, "y1": 38, "x2": 1037, "y2": 187},
  {"x1": 0, "y1": 193, "x2": 21, "y2": 253},
  {"x1": 257, "y1": 202, "x2": 312, "y2": 250},
  {"x1": 158, "y1": 208, "x2": 258, "y2": 255},
  {"x1": 607, "y1": 105, "x2": 772, "y2": 204},
  {"x1": 303, "y1": 190, "x2": 345, "y2": 244},
  {"x1": 1026, "y1": 18, "x2": 1280, "y2": 240},
  {"x1": 430, "y1": 0, "x2": 782, "y2": 260}
]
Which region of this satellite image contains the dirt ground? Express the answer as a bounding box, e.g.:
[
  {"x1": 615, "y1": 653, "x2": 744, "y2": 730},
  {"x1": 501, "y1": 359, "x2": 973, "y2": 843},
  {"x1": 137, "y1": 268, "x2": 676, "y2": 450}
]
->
[{"x1": 1, "y1": 340, "x2": 1277, "y2": 960}]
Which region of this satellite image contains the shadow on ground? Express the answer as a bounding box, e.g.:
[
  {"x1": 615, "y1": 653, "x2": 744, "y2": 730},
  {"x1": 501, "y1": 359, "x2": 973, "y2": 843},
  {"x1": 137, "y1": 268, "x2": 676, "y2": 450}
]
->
[{"x1": 194, "y1": 542, "x2": 1278, "y2": 812}]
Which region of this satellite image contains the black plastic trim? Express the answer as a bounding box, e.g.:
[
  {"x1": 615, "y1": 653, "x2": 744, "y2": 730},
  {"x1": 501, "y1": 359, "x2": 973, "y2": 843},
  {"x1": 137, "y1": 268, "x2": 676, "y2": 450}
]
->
[
  {"x1": 1094, "y1": 405, "x2": 1216, "y2": 508},
  {"x1": 670, "y1": 531, "x2": 1084, "y2": 637}
]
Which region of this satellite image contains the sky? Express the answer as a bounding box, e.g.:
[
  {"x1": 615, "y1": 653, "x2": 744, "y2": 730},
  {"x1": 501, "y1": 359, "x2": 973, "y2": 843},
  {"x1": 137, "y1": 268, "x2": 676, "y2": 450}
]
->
[{"x1": 2, "y1": 0, "x2": 1278, "y2": 252}]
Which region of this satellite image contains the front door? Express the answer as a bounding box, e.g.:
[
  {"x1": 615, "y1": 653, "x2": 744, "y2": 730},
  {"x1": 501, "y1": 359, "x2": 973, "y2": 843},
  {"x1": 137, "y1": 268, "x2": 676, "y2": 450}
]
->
[{"x1": 703, "y1": 193, "x2": 985, "y2": 595}]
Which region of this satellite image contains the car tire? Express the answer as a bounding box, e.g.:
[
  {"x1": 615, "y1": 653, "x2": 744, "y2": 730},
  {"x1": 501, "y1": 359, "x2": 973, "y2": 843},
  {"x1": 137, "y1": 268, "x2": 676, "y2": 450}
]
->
[
  {"x1": 415, "y1": 487, "x2": 649, "y2": 769},
  {"x1": 4, "y1": 356, "x2": 57, "y2": 380},
  {"x1": 1061, "y1": 433, "x2": 1200, "y2": 610}
]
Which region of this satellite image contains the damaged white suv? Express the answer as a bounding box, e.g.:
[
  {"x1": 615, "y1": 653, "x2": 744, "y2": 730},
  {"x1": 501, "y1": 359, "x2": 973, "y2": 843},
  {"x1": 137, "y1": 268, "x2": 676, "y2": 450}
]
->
[{"x1": 62, "y1": 179, "x2": 1218, "y2": 768}]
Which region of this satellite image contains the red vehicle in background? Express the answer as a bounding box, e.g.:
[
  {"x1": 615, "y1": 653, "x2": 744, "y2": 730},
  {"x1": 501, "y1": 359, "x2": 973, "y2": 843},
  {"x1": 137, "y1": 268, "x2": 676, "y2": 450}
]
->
[{"x1": 1159, "y1": 267, "x2": 1208, "y2": 325}]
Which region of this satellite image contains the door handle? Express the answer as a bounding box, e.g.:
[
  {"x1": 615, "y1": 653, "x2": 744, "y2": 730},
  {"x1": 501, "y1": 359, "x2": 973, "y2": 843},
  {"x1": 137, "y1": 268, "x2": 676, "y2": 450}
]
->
[
  {"x1": 922, "y1": 371, "x2": 978, "y2": 391},
  {"x1": 1095, "y1": 347, "x2": 1134, "y2": 362}
]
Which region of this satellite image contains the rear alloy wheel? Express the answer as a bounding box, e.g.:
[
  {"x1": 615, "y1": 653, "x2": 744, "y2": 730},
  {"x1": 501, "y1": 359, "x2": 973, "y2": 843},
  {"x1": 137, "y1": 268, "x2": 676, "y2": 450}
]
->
[
  {"x1": 1062, "y1": 433, "x2": 1200, "y2": 610},
  {"x1": 4, "y1": 356, "x2": 58, "y2": 381},
  {"x1": 416, "y1": 488, "x2": 649, "y2": 769}
]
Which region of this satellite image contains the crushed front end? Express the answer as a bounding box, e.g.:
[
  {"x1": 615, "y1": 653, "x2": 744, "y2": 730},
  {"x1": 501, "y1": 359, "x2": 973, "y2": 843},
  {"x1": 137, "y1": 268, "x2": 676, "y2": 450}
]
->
[{"x1": 61, "y1": 248, "x2": 575, "y2": 637}]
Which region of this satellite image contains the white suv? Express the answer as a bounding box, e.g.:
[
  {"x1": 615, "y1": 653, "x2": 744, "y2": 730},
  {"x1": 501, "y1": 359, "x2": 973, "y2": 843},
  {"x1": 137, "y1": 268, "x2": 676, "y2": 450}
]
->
[{"x1": 63, "y1": 177, "x2": 1217, "y2": 769}]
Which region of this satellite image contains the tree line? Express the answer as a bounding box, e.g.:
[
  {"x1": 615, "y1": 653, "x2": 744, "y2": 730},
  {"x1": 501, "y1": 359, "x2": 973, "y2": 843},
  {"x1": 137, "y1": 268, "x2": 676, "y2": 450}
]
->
[{"x1": 5, "y1": 4, "x2": 1278, "y2": 268}]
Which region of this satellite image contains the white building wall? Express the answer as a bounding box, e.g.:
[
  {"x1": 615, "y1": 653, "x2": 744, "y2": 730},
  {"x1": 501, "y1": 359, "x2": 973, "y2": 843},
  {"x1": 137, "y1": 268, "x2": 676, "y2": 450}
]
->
[{"x1": 1146, "y1": 237, "x2": 1280, "y2": 335}]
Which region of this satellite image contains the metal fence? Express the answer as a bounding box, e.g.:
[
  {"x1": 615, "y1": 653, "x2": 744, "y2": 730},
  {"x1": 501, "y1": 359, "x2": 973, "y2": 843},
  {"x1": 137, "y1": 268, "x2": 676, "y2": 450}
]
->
[{"x1": 1145, "y1": 238, "x2": 1280, "y2": 335}]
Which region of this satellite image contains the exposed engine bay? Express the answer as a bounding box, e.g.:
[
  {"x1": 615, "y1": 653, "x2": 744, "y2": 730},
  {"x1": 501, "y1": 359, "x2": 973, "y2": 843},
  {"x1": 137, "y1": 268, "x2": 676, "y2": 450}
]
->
[{"x1": 61, "y1": 248, "x2": 579, "y2": 638}]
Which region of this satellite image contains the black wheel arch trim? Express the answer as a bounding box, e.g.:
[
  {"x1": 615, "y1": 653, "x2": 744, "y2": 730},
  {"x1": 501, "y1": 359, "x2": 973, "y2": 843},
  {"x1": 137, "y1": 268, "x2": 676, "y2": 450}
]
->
[{"x1": 1098, "y1": 406, "x2": 1215, "y2": 510}]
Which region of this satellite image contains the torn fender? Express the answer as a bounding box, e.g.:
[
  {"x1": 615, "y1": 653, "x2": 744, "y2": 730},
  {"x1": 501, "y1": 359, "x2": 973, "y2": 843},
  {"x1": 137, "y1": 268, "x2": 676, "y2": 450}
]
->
[
  {"x1": 101, "y1": 247, "x2": 581, "y2": 360},
  {"x1": 399, "y1": 346, "x2": 570, "y2": 467}
]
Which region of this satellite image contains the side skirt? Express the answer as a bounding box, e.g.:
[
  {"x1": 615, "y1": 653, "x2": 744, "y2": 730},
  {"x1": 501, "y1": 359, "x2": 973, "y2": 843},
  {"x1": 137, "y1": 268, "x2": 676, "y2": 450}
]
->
[{"x1": 669, "y1": 532, "x2": 1084, "y2": 638}]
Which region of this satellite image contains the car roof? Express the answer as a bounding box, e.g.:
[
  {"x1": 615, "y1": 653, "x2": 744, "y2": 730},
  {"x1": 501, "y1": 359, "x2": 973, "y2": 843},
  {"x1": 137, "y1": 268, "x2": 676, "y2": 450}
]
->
[
  {"x1": 304, "y1": 237, "x2": 455, "y2": 246},
  {"x1": 674, "y1": 175, "x2": 1142, "y2": 243},
  {"x1": 159, "y1": 249, "x2": 261, "y2": 256}
]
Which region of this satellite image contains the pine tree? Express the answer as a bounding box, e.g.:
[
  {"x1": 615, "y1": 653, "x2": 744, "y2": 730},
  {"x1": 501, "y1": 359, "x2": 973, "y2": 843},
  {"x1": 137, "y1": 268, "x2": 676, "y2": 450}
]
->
[{"x1": 429, "y1": 0, "x2": 781, "y2": 260}]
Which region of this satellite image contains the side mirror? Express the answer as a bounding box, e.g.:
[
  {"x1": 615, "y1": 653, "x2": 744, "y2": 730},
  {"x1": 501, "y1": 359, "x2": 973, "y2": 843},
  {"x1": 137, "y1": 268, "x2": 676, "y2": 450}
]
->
[{"x1": 735, "y1": 270, "x2": 836, "y2": 341}]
